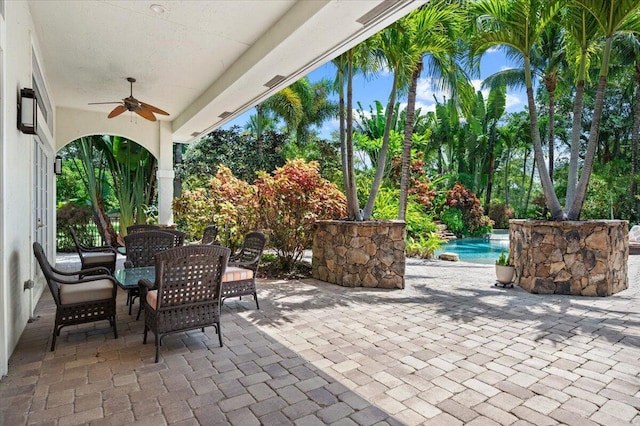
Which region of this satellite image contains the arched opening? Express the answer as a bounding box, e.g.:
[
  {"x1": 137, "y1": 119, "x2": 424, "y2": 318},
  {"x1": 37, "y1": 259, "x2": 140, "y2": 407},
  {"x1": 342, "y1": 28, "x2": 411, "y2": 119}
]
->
[{"x1": 55, "y1": 134, "x2": 158, "y2": 251}]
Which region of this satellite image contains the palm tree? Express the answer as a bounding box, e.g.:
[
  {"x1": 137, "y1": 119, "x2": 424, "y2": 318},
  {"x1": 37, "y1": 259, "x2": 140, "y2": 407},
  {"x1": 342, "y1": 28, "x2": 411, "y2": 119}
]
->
[
  {"x1": 538, "y1": 23, "x2": 565, "y2": 182},
  {"x1": 332, "y1": 40, "x2": 381, "y2": 220},
  {"x1": 398, "y1": 0, "x2": 468, "y2": 220},
  {"x1": 472, "y1": 0, "x2": 564, "y2": 219},
  {"x1": 562, "y1": 3, "x2": 600, "y2": 210},
  {"x1": 614, "y1": 32, "x2": 640, "y2": 221},
  {"x1": 362, "y1": 19, "x2": 419, "y2": 219},
  {"x1": 567, "y1": 0, "x2": 640, "y2": 219}
]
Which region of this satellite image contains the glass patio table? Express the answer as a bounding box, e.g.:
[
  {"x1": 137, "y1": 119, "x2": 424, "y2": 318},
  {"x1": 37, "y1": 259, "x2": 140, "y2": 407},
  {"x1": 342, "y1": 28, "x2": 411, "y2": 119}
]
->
[{"x1": 113, "y1": 265, "x2": 252, "y2": 316}]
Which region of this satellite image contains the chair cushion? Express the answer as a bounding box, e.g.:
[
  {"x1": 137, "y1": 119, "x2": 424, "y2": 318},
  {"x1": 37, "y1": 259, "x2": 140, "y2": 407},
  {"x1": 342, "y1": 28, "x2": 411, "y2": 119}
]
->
[
  {"x1": 145, "y1": 267, "x2": 254, "y2": 310},
  {"x1": 147, "y1": 290, "x2": 159, "y2": 310},
  {"x1": 59, "y1": 279, "x2": 114, "y2": 305},
  {"x1": 630, "y1": 225, "x2": 640, "y2": 243},
  {"x1": 223, "y1": 266, "x2": 253, "y2": 282},
  {"x1": 82, "y1": 252, "x2": 116, "y2": 264}
]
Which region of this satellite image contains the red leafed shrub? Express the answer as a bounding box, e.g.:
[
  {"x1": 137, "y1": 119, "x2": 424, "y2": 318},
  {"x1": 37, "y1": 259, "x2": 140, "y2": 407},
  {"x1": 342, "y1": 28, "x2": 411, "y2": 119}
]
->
[
  {"x1": 255, "y1": 159, "x2": 347, "y2": 271},
  {"x1": 389, "y1": 153, "x2": 436, "y2": 209},
  {"x1": 445, "y1": 182, "x2": 493, "y2": 236}
]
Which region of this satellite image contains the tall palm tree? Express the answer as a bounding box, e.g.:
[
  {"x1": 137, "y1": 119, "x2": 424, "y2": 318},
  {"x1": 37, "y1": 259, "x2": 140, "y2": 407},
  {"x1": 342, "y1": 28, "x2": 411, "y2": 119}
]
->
[
  {"x1": 362, "y1": 19, "x2": 419, "y2": 219},
  {"x1": 398, "y1": 0, "x2": 468, "y2": 220},
  {"x1": 614, "y1": 32, "x2": 640, "y2": 221},
  {"x1": 472, "y1": 0, "x2": 564, "y2": 219},
  {"x1": 567, "y1": 0, "x2": 640, "y2": 219},
  {"x1": 332, "y1": 40, "x2": 381, "y2": 220},
  {"x1": 563, "y1": 3, "x2": 600, "y2": 210},
  {"x1": 538, "y1": 23, "x2": 565, "y2": 182}
]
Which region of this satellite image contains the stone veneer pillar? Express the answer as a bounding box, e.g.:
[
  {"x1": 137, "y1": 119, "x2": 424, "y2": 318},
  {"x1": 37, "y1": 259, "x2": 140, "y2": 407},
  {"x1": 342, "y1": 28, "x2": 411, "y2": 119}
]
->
[
  {"x1": 510, "y1": 219, "x2": 628, "y2": 296},
  {"x1": 312, "y1": 220, "x2": 406, "y2": 289}
]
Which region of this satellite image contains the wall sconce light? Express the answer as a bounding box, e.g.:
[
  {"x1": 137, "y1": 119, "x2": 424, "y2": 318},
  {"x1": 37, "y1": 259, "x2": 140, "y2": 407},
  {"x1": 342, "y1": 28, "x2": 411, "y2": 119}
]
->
[
  {"x1": 54, "y1": 155, "x2": 62, "y2": 175},
  {"x1": 18, "y1": 88, "x2": 37, "y2": 134}
]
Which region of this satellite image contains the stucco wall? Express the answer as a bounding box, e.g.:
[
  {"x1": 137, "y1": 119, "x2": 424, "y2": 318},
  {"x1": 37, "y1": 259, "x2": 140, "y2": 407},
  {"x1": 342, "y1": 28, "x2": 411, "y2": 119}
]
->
[{"x1": 0, "y1": 1, "x2": 56, "y2": 376}]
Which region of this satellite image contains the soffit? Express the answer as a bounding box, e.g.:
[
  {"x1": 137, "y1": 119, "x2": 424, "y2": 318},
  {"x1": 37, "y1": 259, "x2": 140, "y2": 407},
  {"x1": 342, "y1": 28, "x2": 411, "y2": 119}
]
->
[{"x1": 28, "y1": 0, "x2": 425, "y2": 143}]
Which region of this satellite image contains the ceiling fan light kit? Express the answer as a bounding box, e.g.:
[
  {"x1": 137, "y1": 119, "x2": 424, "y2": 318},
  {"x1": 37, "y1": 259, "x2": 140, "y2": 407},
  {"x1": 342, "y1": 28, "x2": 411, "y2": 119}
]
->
[{"x1": 89, "y1": 77, "x2": 169, "y2": 122}]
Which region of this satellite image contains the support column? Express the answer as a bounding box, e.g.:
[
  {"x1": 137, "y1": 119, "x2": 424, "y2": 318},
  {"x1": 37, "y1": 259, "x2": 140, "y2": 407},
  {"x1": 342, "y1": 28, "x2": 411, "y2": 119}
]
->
[{"x1": 157, "y1": 122, "x2": 174, "y2": 225}]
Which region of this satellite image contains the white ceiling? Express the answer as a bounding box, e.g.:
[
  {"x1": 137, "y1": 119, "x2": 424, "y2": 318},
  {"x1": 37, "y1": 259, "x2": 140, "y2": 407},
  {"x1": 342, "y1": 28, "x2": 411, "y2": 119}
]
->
[{"x1": 28, "y1": 0, "x2": 425, "y2": 143}]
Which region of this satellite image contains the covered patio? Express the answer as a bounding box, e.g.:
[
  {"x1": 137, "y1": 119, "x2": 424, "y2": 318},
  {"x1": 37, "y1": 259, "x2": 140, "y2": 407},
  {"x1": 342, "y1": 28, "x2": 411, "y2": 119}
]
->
[{"x1": 2, "y1": 256, "x2": 639, "y2": 425}]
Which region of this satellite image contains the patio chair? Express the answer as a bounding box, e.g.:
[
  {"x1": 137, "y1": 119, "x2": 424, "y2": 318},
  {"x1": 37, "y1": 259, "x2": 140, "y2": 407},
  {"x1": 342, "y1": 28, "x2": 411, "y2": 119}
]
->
[
  {"x1": 222, "y1": 231, "x2": 267, "y2": 309},
  {"x1": 69, "y1": 227, "x2": 118, "y2": 274},
  {"x1": 126, "y1": 224, "x2": 160, "y2": 234},
  {"x1": 139, "y1": 245, "x2": 230, "y2": 362},
  {"x1": 201, "y1": 225, "x2": 219, "y2": 245},
  {"x1": 124, "y1": 230, "x2": 176, "y2": 315},
  {"x1": 162, "y1": 229, "x2": 186, "y2": 247},
  {"x1": 33, "y1": 242, "x2": 118, "y2": 351}
]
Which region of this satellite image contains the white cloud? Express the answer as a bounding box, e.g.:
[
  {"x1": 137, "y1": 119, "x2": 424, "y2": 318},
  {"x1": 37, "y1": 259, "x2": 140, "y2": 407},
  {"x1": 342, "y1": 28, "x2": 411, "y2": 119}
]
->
[
  {"x1": 486, "y1": 46, "x2": 501, "y2": 54},
  {"x1": 416, "y1": 77, "x2": 450, "y2": 103},
  {"x1": 505, "y1": 93, "x2": 522, "y2": 111}
]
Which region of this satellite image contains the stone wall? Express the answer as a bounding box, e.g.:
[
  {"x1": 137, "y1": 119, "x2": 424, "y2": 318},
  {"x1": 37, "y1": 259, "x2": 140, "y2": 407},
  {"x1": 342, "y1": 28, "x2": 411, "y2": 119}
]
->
[
  {"x1": 510, "y1": 220, "x2": 628, "y2": 296},
  {"x1": 312, "y1": 220, "x2": 405, "y2": 289}
]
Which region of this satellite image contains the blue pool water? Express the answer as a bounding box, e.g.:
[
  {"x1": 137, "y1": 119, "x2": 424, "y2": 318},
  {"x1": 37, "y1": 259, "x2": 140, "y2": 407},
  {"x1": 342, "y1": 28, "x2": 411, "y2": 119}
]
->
[{"x1": 434, "y1": 231, "x2": 511, "y2": 265}]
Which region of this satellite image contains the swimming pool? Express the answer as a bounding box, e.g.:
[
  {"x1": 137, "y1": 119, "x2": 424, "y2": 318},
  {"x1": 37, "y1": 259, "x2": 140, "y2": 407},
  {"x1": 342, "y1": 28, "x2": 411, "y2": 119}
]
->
[{"x1": 434, "y1": 231, "x2": 511, "y2": 264}]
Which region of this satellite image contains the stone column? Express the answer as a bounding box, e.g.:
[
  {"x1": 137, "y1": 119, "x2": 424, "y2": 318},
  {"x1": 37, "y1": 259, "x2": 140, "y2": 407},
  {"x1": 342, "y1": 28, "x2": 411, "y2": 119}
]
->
[
  {"x1": 510, "y1": 219, "x2": 628, "y2": 296},
  {"x1": 312, "y1": 220, "x2": 406, "y2": 289}
]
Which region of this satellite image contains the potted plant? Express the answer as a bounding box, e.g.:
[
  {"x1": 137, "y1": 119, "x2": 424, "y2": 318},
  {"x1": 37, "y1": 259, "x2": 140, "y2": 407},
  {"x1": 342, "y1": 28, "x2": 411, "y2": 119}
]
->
[{"x1": 495, "y1": 250, "x2": 514, "y2": 287}]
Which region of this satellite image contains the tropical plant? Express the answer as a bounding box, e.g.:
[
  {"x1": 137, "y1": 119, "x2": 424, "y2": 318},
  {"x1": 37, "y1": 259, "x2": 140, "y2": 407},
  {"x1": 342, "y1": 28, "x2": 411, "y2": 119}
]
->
[
  {"x1": 100, "y1": 136, "x2": 156, "y2": 236},
  {"x1": 255, "y1": 160, "x2": 347, "y2": 271},
  {"x1": 68, "y1": 136, "x2": 119, "y2": 246},
  {"x1": 496, "y1": 250, "x2": 511, "y2": 266},
  {"x1": 173, "y1": 165, "x2": 258, "y2": 251}
]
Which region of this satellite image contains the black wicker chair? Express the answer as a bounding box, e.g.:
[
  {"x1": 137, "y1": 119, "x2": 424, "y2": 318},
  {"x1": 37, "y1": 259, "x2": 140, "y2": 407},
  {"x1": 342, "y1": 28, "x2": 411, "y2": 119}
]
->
[
  {"x1": 69, "y1": 227, "x2": 118, "y2": 274},
  {"x1": 201, "y1": 225, "x2": 219, "y2": 245},
  {"x1": 161, "y1": 229, "x2": 186, "y2": 247},
  {"x1": 33, "y1": 242, "x2": 118, "y2": 351},
  {"x1": 124, "y1": 230, "x2": 176, "y2": 315},
  {"x1": 126, "y1": 224, "x2": 160, "y2": 234},
  {"x1": 139, "y1": 245, "x2": 230, "y2": 362},
  {"x1": 222, "y1": 231, "x2": 267, "y2": 309}
]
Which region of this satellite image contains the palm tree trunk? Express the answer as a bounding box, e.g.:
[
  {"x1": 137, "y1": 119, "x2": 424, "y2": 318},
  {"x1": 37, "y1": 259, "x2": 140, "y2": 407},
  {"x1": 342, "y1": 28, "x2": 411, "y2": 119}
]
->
[
  {"x1": 398, "y1": 62, "x2": 422, "y2": 220},
  {"x1": 525, "y1": 156, "x2": 536, "y2": 214},
  {"x1": 548, "y1": 89, "x2": 555, "y2": 182},
  {"x1": 363, "y1": 71, "x2": 399, "y2": 219},
  {"x1": 565, "y1": 79, "x2": 585, "y2": 209},
  {"x1": 568, "y1": 37, "x2": 613, "y2": 220},
  {"x1": 524, "y1": 57, "x2": 564, "y2": 220},
  {"x1": 346, "y1": 50, "x2": 361, "y2": 221},
  {"x1": 631, "y1": 64, "x2": 640, "y2": 222}
]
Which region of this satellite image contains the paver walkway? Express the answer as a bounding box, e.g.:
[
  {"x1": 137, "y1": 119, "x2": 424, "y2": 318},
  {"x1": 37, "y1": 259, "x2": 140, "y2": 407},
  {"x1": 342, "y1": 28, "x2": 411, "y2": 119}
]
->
[{"x1": 1, "y1": 254, "x2": 639, "y2": 425}]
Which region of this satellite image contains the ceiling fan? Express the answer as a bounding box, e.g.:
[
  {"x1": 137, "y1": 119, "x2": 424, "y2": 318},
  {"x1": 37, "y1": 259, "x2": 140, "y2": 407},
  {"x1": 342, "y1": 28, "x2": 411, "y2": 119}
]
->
[{"x1": 89, "y1": 77, "x2": 169, "y2": 122}]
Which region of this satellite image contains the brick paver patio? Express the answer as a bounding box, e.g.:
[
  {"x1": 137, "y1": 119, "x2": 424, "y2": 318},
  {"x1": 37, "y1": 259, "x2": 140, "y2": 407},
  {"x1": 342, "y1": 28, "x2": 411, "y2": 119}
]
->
[{"x1": 1, "y1": 254, "x2": 639, "y2": 425}]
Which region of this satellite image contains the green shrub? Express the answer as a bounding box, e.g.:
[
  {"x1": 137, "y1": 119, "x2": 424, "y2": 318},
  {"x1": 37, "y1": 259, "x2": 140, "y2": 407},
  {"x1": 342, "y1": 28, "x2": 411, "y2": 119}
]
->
[
  {"x1": 406, "y1": 233, "x2": 445, "y2": 258},
  {"x1": 440, "y1": 207, "x2": 464, "y2": 236},
  {"x1": 372, "y1": 188, "x2": 437, "y2": 239},
  {"x1": 56, "y1": 203, "x2": 94, "y2": 251}
]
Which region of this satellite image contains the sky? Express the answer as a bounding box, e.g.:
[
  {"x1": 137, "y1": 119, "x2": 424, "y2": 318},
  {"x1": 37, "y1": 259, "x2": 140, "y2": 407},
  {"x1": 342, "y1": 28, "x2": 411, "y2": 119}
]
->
[{"x1": 224, "y1": 47, "x2": 526, "y2": 139}]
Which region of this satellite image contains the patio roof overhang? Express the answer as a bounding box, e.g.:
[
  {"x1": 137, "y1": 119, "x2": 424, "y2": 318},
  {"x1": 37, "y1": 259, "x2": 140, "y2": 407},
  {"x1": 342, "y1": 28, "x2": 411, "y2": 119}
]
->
[{"x1": 28, "y1": 0, "x2": 426, "y2": 146}]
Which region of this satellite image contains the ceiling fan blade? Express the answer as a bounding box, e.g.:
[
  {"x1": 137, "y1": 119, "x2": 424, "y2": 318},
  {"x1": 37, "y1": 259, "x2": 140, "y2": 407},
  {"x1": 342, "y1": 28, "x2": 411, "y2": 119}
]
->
[
  {"x1": 89, "y1": 101, "x2": 123, "y2": 105},
  {"x1": 140, "y1": 101, "x2": 169, "y2": 116},
  {"x1": 135, "y1": 107, "x2": 157, "y2": 122},
  {"x1": 108, "y1": 105, "x2": 128, "y2": 118}
]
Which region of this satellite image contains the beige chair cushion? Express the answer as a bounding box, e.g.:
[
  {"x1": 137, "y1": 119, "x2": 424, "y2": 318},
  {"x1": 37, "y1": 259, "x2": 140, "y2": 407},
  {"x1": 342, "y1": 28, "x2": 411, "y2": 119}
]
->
[
  {"x1": 83, "y1": 252, "x2": 116, "y2": 264},
  {"x1": 223, "y1": 266, "x2": 253, "y2": 282},
  {"x1": 59, "y1": 279, "x2": 114, "y2": 305},
  {"x1": 146, "y1": 267, "x2": 254, "y2": 310}
]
